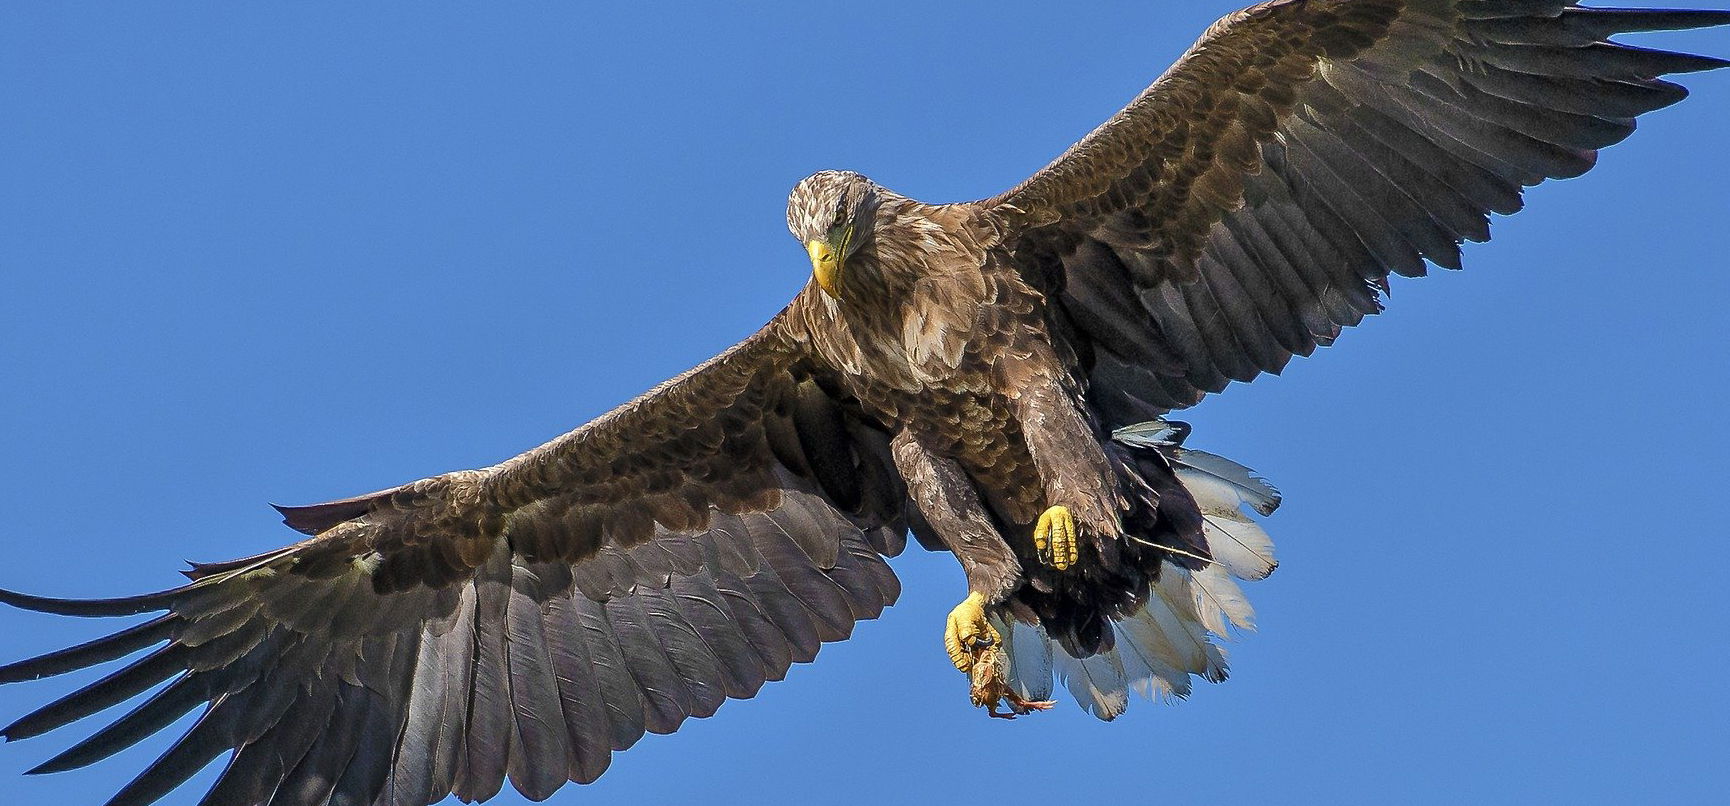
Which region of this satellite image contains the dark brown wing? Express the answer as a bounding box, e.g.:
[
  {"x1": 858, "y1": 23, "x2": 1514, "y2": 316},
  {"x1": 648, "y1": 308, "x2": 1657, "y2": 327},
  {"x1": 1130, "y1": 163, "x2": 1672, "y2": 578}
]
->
[
  {"x1": 985, "y1": 0, "x2": 1729, "y2": 426},
  {"x1": 0, "y1": 314, "x2": 908, "y2": 806}
]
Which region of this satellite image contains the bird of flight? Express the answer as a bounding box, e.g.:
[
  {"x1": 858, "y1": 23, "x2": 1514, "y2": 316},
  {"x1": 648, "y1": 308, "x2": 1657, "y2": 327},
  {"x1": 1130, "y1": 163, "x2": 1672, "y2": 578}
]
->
[{"x1": 3, "y1": 2, "x2": 1726, "y2": 805}]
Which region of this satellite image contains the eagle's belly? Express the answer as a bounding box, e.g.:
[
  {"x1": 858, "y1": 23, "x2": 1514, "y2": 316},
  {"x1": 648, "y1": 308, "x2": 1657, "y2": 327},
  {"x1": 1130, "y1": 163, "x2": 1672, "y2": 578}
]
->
[{"x1": 873, "y1": 383, "x2": 1050, "y2": 527}]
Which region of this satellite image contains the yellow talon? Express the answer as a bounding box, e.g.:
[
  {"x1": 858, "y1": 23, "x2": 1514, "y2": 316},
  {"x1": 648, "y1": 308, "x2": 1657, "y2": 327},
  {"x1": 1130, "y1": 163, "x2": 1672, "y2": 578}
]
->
[
  {"x1": 1034, "y1": 505, "x2": 1079, "y2": 571},
  {"x1": 943, "y1": 592, "x2": 998, "y2": 674}
]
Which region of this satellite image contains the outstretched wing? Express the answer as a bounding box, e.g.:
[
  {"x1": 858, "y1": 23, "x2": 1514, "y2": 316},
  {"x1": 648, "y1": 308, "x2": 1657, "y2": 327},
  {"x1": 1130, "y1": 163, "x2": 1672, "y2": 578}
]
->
[
  {"x1": 0, "y1": 316, "x2": 908, "y2": 806},
  {"x1": 986, "y1": 0, "x2": 1729, "y2": 426}
]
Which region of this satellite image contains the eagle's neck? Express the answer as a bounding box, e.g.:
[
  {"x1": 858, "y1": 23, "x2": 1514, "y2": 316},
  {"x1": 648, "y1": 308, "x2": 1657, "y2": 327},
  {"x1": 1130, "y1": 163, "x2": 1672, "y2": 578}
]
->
[{"x1": 849, "y1": 196, "x2": 976, "y2": 298}]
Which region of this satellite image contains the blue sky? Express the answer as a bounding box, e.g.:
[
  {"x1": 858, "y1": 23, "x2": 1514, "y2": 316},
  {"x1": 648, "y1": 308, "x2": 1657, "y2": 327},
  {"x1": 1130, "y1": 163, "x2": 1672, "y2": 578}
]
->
[{"x1": 2, "y1": 3, "x2": 1726, "y2": 804}]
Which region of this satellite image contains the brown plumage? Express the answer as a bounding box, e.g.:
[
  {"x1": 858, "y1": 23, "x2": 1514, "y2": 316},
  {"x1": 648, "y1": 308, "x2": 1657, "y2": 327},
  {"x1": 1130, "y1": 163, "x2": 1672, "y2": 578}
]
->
[{"x1": 3, "y1": 3, "x2": 1726, "y2": 804}]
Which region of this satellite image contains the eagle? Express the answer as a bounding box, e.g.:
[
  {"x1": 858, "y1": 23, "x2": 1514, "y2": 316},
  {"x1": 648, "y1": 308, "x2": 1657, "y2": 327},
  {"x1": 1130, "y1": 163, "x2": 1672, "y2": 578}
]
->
[{"x1": 3, "y1": 2, "x2": 1725, "y2": 805}]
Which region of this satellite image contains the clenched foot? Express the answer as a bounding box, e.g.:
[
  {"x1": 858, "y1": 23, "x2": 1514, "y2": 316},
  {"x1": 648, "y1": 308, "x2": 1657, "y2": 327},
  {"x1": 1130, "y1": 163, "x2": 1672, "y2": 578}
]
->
[
  {"x1": 943, "y1": 592, "x2": 999, "y2": 674},
  {"x1": 1033, "y1": 505, "x2": 1078, "y2": 571},
  {"x1": 945, "y1": 594, "x2": 1057, "y2": 718}
]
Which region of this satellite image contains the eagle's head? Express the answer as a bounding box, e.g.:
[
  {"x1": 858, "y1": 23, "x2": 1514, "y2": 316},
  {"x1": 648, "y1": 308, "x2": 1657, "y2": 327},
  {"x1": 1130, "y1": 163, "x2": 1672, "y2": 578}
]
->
[{"x1": 786, "y1": 170, "x2": 880, "y2": 299}]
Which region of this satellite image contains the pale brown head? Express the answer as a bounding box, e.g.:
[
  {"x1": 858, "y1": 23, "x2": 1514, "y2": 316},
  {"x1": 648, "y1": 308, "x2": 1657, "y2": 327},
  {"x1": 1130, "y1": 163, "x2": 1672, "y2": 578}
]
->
[{"x1": 786, "y1": 170, "x2": 880, "y2": 299}]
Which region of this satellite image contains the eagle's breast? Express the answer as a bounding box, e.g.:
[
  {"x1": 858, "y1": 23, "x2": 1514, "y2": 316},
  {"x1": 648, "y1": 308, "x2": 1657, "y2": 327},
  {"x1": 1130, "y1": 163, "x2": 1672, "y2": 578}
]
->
[{"x1": 789, "y1": 207, "x2": 1063, "y2": 525}]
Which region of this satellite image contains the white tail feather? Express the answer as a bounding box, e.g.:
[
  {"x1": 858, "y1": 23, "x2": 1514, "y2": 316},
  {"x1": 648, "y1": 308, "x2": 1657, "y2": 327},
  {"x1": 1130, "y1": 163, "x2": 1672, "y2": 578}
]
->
[
  {"x1": 1202, "y1": 516, "x2": 1278, "y2": 580},
  {"x1": 1178, "y1": 465, "x2": 1280, "y2": 581},
  {"x1": 1171, "y1": 449, "x2": 1280, "y2": 515},
  {"x1": 1115, "y1": 610, "x2": 1196, "y2": 701},
  {"x1": 998, "y1": 616, "x2": 1053, "y2": 702},
  {"x1": 1189, "y1": 564, "x2": 1257, "y2": 634},
  {"x1": 1153, "y1": 567, "x2": 1230, "y2": 680},
  {"x1": 1053, "y1": 644, "x2": 1130, "y2": 720},
  {"x1": 1112, "y1": 420, "x2": 1189, "y2": 446}
]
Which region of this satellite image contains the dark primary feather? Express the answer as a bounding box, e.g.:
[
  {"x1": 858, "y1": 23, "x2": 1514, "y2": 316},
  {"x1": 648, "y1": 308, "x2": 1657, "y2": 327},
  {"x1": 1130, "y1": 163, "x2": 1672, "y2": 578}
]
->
[
  {"x1": 0, "y1": 320, "x2": 908, "y2": 806},
  {"x1": 989, "y1": 0, "x2": 1729, "y2": 428}
]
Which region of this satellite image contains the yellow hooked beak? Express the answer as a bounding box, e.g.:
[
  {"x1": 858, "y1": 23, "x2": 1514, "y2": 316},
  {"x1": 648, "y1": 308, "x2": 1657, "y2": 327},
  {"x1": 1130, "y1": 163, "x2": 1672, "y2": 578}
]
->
[
  {"x1": 806, "y1": 225, "x2": 851, "y2": 299},
  {"x1": 806, "y1": 238, "x2": 842, "y2": 298}
]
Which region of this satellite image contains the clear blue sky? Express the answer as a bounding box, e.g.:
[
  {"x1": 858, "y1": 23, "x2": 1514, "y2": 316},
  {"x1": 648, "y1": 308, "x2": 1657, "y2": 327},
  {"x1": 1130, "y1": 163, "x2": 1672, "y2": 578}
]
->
[{"x1": 2, "y1": 3, "x2": 1726, "y2": 805}]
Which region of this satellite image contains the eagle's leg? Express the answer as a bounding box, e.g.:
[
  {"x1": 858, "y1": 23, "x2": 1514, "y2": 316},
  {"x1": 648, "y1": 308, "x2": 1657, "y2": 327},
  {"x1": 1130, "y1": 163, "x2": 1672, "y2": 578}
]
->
[
  {"x1": 890, "y1": 432, "x2": 1021, "y2": 681},
  {"x1": 1016, "y1": 380, "x2": 1123, "y2": 570},
  {"x1": 893, "y1": 432, "x2": 1054, "y2": 715}
]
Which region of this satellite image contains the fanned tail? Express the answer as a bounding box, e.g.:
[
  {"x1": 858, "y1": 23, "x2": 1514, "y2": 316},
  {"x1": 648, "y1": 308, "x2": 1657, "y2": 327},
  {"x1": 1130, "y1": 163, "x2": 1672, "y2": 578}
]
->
[{"x1": 1000, "y1": 419, "x2": 1280, "y2": 720}]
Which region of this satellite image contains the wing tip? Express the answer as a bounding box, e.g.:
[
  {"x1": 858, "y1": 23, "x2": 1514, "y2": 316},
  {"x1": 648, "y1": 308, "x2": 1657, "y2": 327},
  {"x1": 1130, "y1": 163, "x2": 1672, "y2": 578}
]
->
[
  {"x1": 0, "y1": 585, "x2": 180, "y2": 618},
  {"x1": 25, "y1": 756, "x2": 73, "y2": 776},
  {"x1": 1670, "y1": 51, "x2": 1730, "y2": 74},
  {"x1": 1584, "y1": 8, "x2": 1730, "y2": 35}
]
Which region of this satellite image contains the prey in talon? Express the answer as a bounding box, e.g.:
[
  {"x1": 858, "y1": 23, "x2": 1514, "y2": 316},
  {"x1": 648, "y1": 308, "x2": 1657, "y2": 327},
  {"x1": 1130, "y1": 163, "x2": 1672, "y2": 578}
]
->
[{"x1": 967, "y1": 628, "x2": 1056, "y2": 720}]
